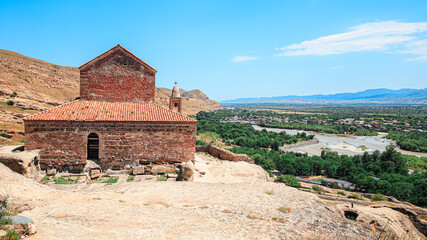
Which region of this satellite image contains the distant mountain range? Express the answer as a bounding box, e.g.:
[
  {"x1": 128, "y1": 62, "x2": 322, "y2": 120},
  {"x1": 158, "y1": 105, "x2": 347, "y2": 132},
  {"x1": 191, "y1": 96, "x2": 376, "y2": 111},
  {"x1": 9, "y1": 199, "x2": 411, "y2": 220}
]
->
[{"x1": 221, "y1": 88, "x2": 427, "y2": 105}]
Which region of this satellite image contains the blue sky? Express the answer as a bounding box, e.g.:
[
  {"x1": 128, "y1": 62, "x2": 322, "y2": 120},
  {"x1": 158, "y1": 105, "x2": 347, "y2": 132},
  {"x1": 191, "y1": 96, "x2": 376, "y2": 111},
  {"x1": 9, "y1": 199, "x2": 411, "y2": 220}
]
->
[{"x1": 1, "y1": 0, "x2": 427, "y2": 101}]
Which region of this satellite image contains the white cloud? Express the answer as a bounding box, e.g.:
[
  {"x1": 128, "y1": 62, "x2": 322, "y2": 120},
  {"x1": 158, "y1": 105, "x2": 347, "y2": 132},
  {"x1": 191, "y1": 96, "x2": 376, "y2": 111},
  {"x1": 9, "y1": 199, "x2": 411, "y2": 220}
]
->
[
  {"x1": 402, "y1": 39, "x2": 427, "y2": 62},
  {"x1": 232, "y1": 56, "x2": 260, "y2": 62},
  {"x1": 276, "y1": 21, "x2": 427, "y2": 61}
]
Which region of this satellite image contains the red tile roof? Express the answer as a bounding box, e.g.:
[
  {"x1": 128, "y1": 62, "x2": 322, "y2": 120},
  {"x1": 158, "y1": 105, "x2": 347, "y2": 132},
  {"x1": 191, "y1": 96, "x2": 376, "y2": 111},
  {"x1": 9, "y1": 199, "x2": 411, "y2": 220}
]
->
[
  {"x1": 23, "y1": 100, "x2": 197, "y2": 123},
  {"x1": 79, "y1": 44, "x2": 157, "y2": 73}
]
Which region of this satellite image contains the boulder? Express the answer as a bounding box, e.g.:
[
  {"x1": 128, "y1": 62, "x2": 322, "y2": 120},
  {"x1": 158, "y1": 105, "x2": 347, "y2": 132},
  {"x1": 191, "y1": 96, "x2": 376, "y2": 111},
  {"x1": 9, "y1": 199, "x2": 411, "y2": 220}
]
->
[
  {"x1": 151, "y1": 165, "x2": 167, "y2": 174},
  {"x1": 46, "y1": 168, "x2": 56, "y2": 176},
  {"x1": 132, "y1": 165, "x2": 145, "y2": 175},
  {"x1": 4, "y1": 215, "x2": 34, "y2": 224},
  {"x1": 83, "y1": 160, "x2": 101, "y2": 172},
  {"x1": 69, "y1": 176, "x2": 78, "y2": 181},
  {"x1": 151, "y1": 164, "x2": 175, "y2": 174},
  {"x1": 177, "y1": 161, "x2": 194, "y2": 181},
  {"x1": 89, "y1": 169, "x2": 101, "y2": 179},
  {"x1": 166, "y1": 173, "x2": 178, "y2": 178}
]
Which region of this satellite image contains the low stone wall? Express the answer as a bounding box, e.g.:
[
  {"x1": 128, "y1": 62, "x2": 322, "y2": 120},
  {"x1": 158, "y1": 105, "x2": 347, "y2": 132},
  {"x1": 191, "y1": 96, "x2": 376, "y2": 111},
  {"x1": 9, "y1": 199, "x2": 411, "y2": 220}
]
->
[
  {"x1": 281, "y1": 140, "x2": 320, "y2": 152},
  {"x1": 196, "y1": 145, "x2": 254, "y2": 164}
]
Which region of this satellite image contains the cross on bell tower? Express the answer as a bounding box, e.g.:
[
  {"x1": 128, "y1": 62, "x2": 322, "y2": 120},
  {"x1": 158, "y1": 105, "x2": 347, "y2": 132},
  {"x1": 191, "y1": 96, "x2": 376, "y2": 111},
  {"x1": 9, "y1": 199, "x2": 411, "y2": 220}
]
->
[{"x1": 169, "y1": 81, "x2": 182, "y2": 114}]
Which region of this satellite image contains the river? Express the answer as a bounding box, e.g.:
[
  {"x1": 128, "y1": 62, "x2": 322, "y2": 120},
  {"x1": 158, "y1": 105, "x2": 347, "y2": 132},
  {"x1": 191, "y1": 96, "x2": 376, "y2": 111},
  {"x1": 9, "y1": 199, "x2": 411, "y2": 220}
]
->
[{"x1": 252, "y1": 125, "x2": 427, "y2": 157}]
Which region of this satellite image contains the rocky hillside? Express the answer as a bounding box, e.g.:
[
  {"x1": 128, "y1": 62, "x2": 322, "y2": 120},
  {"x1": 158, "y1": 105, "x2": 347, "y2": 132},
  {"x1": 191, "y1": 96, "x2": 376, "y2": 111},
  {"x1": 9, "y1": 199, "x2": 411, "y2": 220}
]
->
[
  {"x1": 0, "y1": 150, "x2": 425, "y2": 239},
  {"x1": 0, "y1": 49, "x2": 222, "y2": 143}
]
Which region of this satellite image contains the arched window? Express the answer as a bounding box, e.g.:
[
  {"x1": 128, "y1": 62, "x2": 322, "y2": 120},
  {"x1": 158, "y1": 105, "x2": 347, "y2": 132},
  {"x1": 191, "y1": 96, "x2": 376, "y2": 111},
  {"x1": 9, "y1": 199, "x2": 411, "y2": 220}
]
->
[{"x1": 87, "y1": 133, "x2": 99, "y2": 160}]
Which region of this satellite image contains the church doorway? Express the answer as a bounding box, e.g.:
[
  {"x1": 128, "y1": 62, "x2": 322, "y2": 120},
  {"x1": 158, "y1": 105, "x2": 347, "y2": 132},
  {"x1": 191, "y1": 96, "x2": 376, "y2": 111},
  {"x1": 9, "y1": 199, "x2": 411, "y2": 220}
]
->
[{"x1": 87, "y1": 133, "x2": 99, "y2": 160}]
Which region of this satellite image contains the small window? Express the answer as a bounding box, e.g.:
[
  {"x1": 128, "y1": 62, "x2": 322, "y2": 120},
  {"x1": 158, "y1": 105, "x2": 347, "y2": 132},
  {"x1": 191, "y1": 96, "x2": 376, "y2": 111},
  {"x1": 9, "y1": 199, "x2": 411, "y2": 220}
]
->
[{"x1": 87, "y1": 133, "x2": 99, "y2": 160}]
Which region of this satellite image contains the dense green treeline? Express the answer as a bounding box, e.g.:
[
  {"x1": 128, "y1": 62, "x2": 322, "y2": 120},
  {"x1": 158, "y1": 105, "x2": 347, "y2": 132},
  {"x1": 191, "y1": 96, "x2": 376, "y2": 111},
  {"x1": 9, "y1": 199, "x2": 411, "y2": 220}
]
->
[
  {"x1": 196, "y1": 119, "x2": 314, "y2": 150},
  {"x1": 258, "y1": 122, "x2": 378, "y2": 136},
  {"x1": 231, "y1": 105, "x2": 427, "y2": 119},
  {"x1": 231, "y1": 146, "x2": 426, "y2": 207},
  {"x1": 386, "y1": 131, "x2": 427, "y2": 153}
]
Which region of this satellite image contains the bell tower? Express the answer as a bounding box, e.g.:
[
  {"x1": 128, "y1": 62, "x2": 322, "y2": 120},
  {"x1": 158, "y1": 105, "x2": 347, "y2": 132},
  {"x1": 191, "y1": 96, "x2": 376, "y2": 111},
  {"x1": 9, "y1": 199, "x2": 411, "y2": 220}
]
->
[{"x1": 169, "y1": 82, "x2": 182, "y2": 114}]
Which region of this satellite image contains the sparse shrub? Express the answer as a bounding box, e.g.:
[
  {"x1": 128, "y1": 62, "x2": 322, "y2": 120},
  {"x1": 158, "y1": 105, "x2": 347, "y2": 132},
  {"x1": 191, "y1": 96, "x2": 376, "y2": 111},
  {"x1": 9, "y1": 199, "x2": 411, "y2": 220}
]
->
[
  {"x1": 277, "y1": 207, "x2": 290, "y2": 213},
  {"x1": 156, "y1": 176, "x2": 167, "y2": 181},
  {"x1": 0, "y1": 133, "x2": 12, "y2": 139},
  {"x1": 274, "y1": 175, "x2": 301, "y2": 188},
  {"x1": 348, "y1": 193, "x2": 363, "y2": 200},
  {"x1": 40, "y1": 175, "x2": 50, "y2": 184},
  {"x1": 198, "y1": 131, "x2": 220, "y2": 144},
  {"x1": 337, "y1": 191, "x2": 346, "y2": 196},
  {"x1": 266, "y1": 169, "x2": 274, "y2": 177},
  {"x1": 199, "y1": 206, "x2": 208, "y2": 209},
  {"x1": 372, "y1": 193, "x2": 387, "y2": 201},
  {"x1": 195, "y1": 139, "x2": 208, "y2": 146},
  {"x1": 0, "y1": 195, "x2": 12, "y2": 226},
  {"x1": 272, "y1": 217, "x2": 286, "y2": 223},
  {"x1": 126, "y1": 176, "x2": 135, "y2": 182},
  {"x1": 312, "y1": 185, "x2": 322, "y2": 192},
  {"x1": 101, "y1": 176, "x2": 118, "y2": 184},
  {"x1": 320, "y1": 179, "x2": 328, "y2": 186},
  {"x1": 10, "y1": 91, "x2": 17, "y2": 98},
  {"x1": 2, "y1": 229, "x2": 19, "y2": 240},
  {"x1": 246, "y1": 214, "x2": 261, "y2": 220},
  {"x1": 222, "y1": 209, "x2": 232, "y2": 213},
  {"x1": 54, "y1": 176, "x2": 79, "y2": 184},
  {"x1": 6, "y1": 100, "x2": 15, "y2": 106}
]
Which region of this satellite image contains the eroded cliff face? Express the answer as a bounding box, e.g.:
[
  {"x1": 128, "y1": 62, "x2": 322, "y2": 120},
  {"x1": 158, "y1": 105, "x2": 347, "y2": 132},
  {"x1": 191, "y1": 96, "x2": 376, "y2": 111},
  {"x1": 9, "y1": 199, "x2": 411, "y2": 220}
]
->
[{"x1": 0, "y1": 49, "x2": 222, "y2": 144}]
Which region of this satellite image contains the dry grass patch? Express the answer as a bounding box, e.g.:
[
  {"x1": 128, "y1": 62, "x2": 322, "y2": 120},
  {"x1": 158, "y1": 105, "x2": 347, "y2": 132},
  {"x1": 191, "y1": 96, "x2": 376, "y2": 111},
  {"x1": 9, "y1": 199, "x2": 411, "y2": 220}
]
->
[
  {"x1": 221, "y1": 209, "x2": 232, "y2": 214},
  {"x1": 277, "y1": 207, "x2": 291, "y2": 213},
  {"x1": 272, "y1": 217, "x2": 286, "y2": 223},
  {"x1": 246, "y1": 214, "x2": 262, "y2": 220},
  {"x1": 183, "y1": 204, "x2": 193, "y2": 207},
  {"x1": 199, "y1": 206, "x2": 209, "y2": 209}
]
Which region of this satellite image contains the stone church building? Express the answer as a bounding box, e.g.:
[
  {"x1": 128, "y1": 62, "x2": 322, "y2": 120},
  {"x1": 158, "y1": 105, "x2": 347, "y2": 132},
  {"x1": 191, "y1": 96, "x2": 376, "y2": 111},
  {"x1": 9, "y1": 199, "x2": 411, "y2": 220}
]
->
[{"x1": 24, "y1": 45, "x2": 197, "y2": 172}]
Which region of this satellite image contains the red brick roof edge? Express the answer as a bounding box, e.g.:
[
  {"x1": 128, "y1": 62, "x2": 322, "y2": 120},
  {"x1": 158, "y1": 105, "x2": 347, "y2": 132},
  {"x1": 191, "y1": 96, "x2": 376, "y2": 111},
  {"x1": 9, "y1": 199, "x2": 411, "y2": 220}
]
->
[
  {"x1": 23, "y1": 100, "x2": 197, "y2": 123},
  {"x1": 78, "y1": 45, "x2": 157, "y2": 72}
]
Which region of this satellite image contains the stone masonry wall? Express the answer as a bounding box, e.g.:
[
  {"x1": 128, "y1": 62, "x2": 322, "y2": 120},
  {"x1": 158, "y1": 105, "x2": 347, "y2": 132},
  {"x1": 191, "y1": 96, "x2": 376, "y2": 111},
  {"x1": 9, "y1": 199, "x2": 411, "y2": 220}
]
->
[
  {"x1": 80, "y1": 49, "x2": 156, "y2": 102},
  {"x1": 196, "y1": 145, "x2": 254, "y2": 164},
  {"x1": 25, "y1": 121, "x2": 197, "y2": 171}
]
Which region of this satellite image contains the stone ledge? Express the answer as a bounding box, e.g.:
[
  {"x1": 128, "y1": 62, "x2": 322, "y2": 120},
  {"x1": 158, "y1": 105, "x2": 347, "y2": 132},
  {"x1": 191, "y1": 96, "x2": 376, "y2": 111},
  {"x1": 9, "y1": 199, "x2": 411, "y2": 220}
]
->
[{"x1": 196, "y1": 145, "x2": 254, "y2": 164}]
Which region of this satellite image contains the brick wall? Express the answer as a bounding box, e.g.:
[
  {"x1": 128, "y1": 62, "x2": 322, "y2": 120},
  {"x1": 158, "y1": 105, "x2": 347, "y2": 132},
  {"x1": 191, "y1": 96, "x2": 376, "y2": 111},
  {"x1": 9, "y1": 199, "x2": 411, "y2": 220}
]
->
[
  {"x1": 80, "y1": 49, "x2": 156, "y2": 102},
  {"x1": 196, "y1": 145, "x2": 254, "y2": 164},
  {"x1": 25, "y1": 121, "x2": 196, "y2": 171}
]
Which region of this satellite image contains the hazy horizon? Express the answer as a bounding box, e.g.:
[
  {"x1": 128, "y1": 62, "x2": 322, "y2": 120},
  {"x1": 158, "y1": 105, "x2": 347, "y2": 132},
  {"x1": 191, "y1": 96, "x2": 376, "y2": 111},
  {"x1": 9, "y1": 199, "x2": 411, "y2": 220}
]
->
[{"x1": 1, "y1": 0, "x2": 427, "y2": 101}]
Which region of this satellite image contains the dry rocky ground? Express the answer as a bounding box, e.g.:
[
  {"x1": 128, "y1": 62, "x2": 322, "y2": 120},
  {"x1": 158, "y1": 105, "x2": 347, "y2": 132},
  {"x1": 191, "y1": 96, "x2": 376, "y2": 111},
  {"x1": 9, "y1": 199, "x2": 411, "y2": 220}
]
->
[{"x1": 1, "y1": 152, "x2": 425, "y2": 240}]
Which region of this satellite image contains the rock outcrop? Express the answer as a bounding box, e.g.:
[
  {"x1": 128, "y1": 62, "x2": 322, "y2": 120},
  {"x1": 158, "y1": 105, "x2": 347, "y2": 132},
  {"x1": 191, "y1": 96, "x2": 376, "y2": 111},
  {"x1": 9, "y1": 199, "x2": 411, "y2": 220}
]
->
[{"x1": 0, "y1": 145, "x2": 40, "y2": 178}]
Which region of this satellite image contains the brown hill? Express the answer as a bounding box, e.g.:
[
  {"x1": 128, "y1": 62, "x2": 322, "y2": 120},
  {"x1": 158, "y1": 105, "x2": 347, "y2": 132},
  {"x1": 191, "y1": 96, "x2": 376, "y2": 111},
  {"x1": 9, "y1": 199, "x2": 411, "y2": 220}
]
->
[{"x1": 0, "y1": 49, "x2": 222, "y2": 142}]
